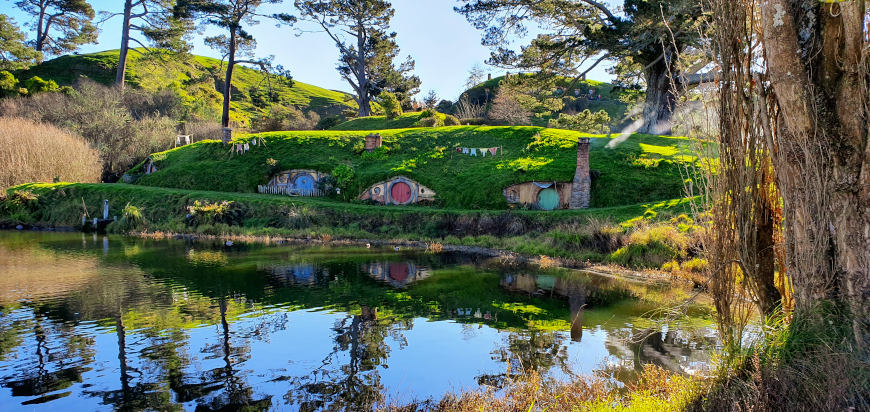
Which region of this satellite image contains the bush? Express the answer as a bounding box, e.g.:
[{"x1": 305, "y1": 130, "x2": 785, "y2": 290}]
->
[
  {"x1": 379, "y1": 92, "x2": 402, "y2": 119},
  {"x1": 316, "y1": 115, "x2": 343, "y2": 130},
  {"x1": 0, "y1": 71, "x2": 18, "y2": 97},
  {"x1": 182, "y1": 120, "x2": 224, "y2": 142},
  {"x1": 187, "y1": 200, "x2": 247, "y2": 226},
  {"x1": 0, "y1": 117, "x2": 101, "y2": 190},
  {"x1": 608, "y1": 223, "x2": 691, "y2": 268},
  {"x1": 251, "y1": 105, "x2": 320, "y2": 132},
  {"x1": 2, "y1": 80, "x2": 177, "y2": 181},
  {"x1": 548, "y1": 110, "x2": 611, "y2": 134},
  {"x1": 23, "y1": 76, "x2": 59, "y2": 94},
  {"x1": 416, "y1": 115, "x2": 444, "y2": 127},
  {"x1": 444, "y1": 114, "x2": 461, "y2": 126}
]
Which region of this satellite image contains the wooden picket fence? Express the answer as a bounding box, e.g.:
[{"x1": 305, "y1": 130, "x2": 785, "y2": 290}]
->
[{"x1": 257, "y1": 185, "x2": 323, "y2": 197}]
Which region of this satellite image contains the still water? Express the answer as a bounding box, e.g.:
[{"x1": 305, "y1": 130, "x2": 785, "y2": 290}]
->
[{"x1": 0, "y1": 232, "x2": 717, "y2": 411}]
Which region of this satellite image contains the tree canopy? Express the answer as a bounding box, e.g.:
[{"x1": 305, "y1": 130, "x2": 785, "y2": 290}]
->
[
  {"x1": 457, "y1": 0, "x2": 707, "y2": 134},
  {"x1": 294, "y1": 0, "x2": 419, "y2": 117},
  {"x1": 13, "y1": 0, "x2": 98, "y2": 55},
  {"x1": 0, "y1": 14, "x2": 41, "y2": 70}
]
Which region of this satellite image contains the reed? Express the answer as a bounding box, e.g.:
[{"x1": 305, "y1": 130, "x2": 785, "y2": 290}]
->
[{"x1": 0, "y1": 117, "x2": 101, "y2": 190}]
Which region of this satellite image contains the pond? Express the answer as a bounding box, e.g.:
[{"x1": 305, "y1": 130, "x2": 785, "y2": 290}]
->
[{"x1": 0, "y1": 232, "x2": 718, "y2": 411}]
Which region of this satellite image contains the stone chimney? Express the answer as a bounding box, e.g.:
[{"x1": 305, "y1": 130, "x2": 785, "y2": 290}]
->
[{"x1": 569, "y1": 138, "x2": 591, "y2": 209}]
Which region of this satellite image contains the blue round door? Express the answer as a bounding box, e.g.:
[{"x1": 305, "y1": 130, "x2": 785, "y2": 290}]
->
[{"x1": 294, "y1": 175, "x2": 315, "y2": 195}]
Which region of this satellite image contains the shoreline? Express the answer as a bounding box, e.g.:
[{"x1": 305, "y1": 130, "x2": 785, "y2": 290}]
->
[{"x1": 1, "y1": 223, "x2": 681, "y2": 287}]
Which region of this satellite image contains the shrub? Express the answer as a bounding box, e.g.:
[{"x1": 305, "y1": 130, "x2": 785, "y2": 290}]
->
[
  {"x1": 187, "y1": 200, "x2": 247, "y2": 226},
  {"x1": 548, "y1": 109, "x2": 611, "y2": 133},
  {"x1": 0, "y1": 117, "x2": 101, "y2": 190},
  {"x1": 182, "y1": 120, "x2": 224, "y2": 142},
  {"x1": 0, "y1": 71, "x2": 18, "y2": 97},
  {"x1": 316, "y1": 115, "x2": 343, "y2": 130},
  {"x1": 23, "y1": 76, "x2": 59, "y2": 94},
  {"x1": 2, "y1": 80, "x2": 177, "y2": 181},
  {"x1": 608, "y1": 223, "x2": 690, "y2": 268},
  {"x1": 444, "y1": 114, "x2": 461, "y2": 126},
  {"x1": 420, "y1": 108, "x2": 436, "y2": 118},
  {"x1": 251, "y1": 105, "x2": 320, "y2": 132},
  {"x1": 416, "y1": 115, "x2": 443, "y2": 127},
  {"x1": 379, "y1": 92, "x2": 402, "y2": 119}
]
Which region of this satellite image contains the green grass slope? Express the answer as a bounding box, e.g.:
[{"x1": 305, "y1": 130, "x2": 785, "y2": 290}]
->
[
  {"x1": 130, "y1": 126, "x2": 702, "y2": 210},
  {"x1": 15, "y1": 49, "x2": 356, "y2": 123},
  {"x1": 330, "y1": 111, "x2": 448, "y2": 131}
]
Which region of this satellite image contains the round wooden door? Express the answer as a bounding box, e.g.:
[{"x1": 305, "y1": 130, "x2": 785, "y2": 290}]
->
[
  {"x1": 537, "y1": 188, "x2": 560, "y2": 210},
  {"x1": 390, "y1": 181, "x2": 412, "y2": 204},
  {"x1": 388, "y1": 263, "x2": 409, "y2": 283},
  {"x1": 294, "y1": 175, "x2": 315, "y2": 195}
]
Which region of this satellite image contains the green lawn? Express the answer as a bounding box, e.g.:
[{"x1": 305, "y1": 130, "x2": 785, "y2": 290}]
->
[{"x1": 131, "y1": 126, "x2": 704, "y2": 209}]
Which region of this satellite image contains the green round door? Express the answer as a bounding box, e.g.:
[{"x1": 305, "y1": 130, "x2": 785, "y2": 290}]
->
[{"x1": 537, "y1": 188, "x2": 560, "y2": 210}]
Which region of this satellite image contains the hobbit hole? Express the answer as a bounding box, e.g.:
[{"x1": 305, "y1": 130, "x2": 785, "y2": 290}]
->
[
  {"x1": 259, "y1": 170, "x2": 330, "y2": 196},
  {"x1": 359, "y1": 176, "x2": 436, "y2": 205}
]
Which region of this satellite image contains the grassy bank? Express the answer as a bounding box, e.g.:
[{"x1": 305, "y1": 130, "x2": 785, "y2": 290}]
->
[
  {"x1": 130, "y1": 126, "x2": 703, "y2": 209},
  {"x1": 1, "y1": 182, "x2": 700, "y2": 268}
]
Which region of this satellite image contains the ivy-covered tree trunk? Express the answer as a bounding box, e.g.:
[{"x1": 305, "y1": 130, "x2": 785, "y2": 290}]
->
[
  {"x1": 759, "y1": 0, "x2": 869, "y2": 346},
  {"x1": 638, "y1": 56, "x2": 678, "y2": 135}
]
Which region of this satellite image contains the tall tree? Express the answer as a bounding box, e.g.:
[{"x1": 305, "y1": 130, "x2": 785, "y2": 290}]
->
[
  {"x1": 0, "y1": 14, "x2": 42, "y2": 70},
  {"x1": 710, "y1": 0, "x2": 869, "y2": 349},
  {"x1": 174, "y1": 0, "x2": 287, "y2": 128},
  {"x1": 102, "y1": 0, "x2": 191, "y2": 88},
  {"x1": 13, "y1": 0, "x2": 97, "y2": 55},
  {"x1": 456, "y1": 0, "x2": 706, "y2": 134},
  {"x1": 294, "y1": 0, "x2": 420, "y2": 117}
]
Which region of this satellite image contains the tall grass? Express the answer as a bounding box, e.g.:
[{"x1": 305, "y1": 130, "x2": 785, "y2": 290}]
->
[{"x1": 0, "y1": 117, "x2": 101, "y2": 190}]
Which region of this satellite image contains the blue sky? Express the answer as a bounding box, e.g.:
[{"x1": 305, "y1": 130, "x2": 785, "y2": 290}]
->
[{"x1": 2, "y1": 0, "x2": 614, "y2": 99}]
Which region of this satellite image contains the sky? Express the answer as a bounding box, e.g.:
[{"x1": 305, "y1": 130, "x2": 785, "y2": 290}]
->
[{"x1": 1, "y1": 0, "x2": 614, "y2": 100}]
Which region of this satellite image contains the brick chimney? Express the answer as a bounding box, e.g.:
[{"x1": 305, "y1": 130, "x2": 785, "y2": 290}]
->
[{"x1": 569, "y1": 138, "x2": 591, "y2": 209}]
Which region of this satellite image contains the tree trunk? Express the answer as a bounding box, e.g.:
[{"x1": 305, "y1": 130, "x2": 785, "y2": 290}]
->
[
  {"x1": 115, "y1": 0, "x2": 133, "y2": 88},
  {"x1": 759, "y1": 0, "x2": 870, "y2": 346},
  {"x1": 355, "y1": 27, "x2": 371, "y2": 117},
  {"x1": 35, "y1": 4, "x2": 46, "y2": 52},
  {"x1": 638, "y1": 55, "x2": 678, "y2": 135},
  {"x1": 221, "y1": 28, "x2": 237, "y2": 128}
]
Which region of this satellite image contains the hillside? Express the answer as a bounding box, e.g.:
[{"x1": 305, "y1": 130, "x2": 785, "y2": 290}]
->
[
  {"x1": 129, "y1": 126, "x2": 702, "y2": 209},
  {"x1": 14, "y1": 50, "x2": 356, "y2": 125},
  {"x1": 330, "y1": 111, "x2": 449, "y2": 130},
  {"x1": 460, "y1": 75, "x2": 632, "y2": 126}
]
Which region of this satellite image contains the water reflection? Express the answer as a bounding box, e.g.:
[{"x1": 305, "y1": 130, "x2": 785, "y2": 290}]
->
[{"x1": 0, "y1": 232, "x2": 717, "y2": 410}]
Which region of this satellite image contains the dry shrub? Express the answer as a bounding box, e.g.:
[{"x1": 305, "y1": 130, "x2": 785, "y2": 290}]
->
[
  {"x1": 183, "y1": 120, "x2": 224, "y2": 142},
  {"x1": 0, "y1": 117, "x2": 101, "y2": 189},
  {"x1": 548, "y1": 218, "x2": 624, "y2": 253},
  {"x1": 3, "y1": 80, "x2": 177, "y2": 181},
  {"x1": 426, "y1": 242, "x2": 443, "y2": 253},
  {"x1": 537, "y1": 255, "x2": 558, "y2": 269},
  {"x1": 608, "y1": 223, "x2": 692, "y2": 268}
]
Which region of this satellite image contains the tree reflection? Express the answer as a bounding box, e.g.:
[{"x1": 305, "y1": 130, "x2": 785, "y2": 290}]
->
[{"x1": 282, "y1": 306, "x2": 408, "y2": 411}]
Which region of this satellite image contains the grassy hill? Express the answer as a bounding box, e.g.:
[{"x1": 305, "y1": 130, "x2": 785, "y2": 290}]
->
[
  {"x1": 330, "y1": 111, "x2": 449, "y2": 130},
  {"x1": 15, "y1": 49, "x2": 356, "y2": 125},
  {"x1": 129, "y1": 126, "x2": 702, "y2": 210}
]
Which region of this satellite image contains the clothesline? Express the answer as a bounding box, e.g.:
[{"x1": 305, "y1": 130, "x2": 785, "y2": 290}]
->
[
  {"x1": 229, "y1": 137, "x2": 266, "y2": 155},
  {"x1": 455, "y1": 146, "x2": 502, "y2": 157}
]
